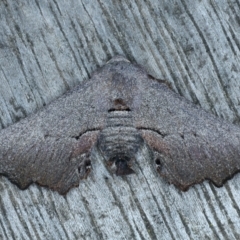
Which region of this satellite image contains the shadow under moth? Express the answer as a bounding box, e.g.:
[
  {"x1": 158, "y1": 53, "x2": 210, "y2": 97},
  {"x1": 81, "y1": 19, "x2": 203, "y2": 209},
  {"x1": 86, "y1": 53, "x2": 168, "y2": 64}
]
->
[{"x1": 1, "y1": 55, "x2": 240, "y2": 195}]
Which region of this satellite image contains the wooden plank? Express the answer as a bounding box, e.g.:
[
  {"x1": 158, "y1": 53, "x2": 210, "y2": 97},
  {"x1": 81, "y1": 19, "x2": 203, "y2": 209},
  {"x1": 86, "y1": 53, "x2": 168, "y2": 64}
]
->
[{"x1": 1, "y1": 0, "x2": 240, "y2": 239}]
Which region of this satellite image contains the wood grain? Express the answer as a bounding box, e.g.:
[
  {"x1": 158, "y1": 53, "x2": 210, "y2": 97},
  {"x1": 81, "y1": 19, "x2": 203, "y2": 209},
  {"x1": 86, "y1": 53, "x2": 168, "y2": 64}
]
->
[{"x1": 1, "y1": 0, "x2": 240, "y2": 239}]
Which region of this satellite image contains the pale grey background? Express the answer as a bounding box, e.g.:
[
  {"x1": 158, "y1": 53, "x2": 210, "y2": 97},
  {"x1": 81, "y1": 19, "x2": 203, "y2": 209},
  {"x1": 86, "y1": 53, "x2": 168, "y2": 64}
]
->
[{"x1": 1, "y1": 0, "x2": 240, "y2": 239}]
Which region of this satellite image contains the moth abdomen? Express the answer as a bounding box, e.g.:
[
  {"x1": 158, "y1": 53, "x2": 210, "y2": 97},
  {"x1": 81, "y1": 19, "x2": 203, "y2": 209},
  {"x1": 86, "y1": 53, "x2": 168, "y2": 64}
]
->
[
  {"x1": 106, "y1": 110, "x2": 132, "y2": 127},
  {"x1": 96, "y1": 111, "x2": 144, "y2": 175}
]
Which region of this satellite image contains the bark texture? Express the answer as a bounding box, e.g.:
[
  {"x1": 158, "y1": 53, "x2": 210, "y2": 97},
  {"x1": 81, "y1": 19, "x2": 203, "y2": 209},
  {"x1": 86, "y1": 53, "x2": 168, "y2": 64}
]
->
[{"x1": 1, "y1": 0, "x2": 240, "y2": 239}]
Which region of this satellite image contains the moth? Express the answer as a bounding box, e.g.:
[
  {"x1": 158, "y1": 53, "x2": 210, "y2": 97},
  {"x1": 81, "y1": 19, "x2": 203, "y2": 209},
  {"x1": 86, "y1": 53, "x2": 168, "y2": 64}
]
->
[{"x1": 1, "y1": 55, "x2": 240, "y2": 195}]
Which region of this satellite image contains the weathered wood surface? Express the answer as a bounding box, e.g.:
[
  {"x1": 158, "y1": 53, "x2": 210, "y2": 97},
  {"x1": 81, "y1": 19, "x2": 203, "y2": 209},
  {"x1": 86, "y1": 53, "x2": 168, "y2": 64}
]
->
[{"x1": 1, "y1": 0, "x2": 240, "y2": 239}]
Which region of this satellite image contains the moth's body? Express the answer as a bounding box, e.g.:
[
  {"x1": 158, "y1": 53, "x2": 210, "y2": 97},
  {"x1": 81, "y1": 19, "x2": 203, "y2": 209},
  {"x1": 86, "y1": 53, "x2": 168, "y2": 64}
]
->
[
  {"x1": 97, "y1": 110, "x2": 144, "y2": 175},
  {"x1": 1, "y1": 55, "x2": 240, "y2": 195}
]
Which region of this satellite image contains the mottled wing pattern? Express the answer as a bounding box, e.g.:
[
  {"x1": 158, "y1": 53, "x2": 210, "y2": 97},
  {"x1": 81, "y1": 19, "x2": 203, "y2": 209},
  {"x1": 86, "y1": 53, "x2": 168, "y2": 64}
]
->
[
  {"x1": 0, "y1": 77, "x2": 105, "y2": 194},
  {"x1": 133, "y1": 74, "x2": 240, "y2": 190}
]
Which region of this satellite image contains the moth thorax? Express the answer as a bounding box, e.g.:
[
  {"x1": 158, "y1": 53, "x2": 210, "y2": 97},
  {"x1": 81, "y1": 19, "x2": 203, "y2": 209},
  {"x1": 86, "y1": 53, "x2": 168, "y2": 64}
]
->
[{"x1": 97, "y1": 111, "x2": 144, "y2": 161}]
